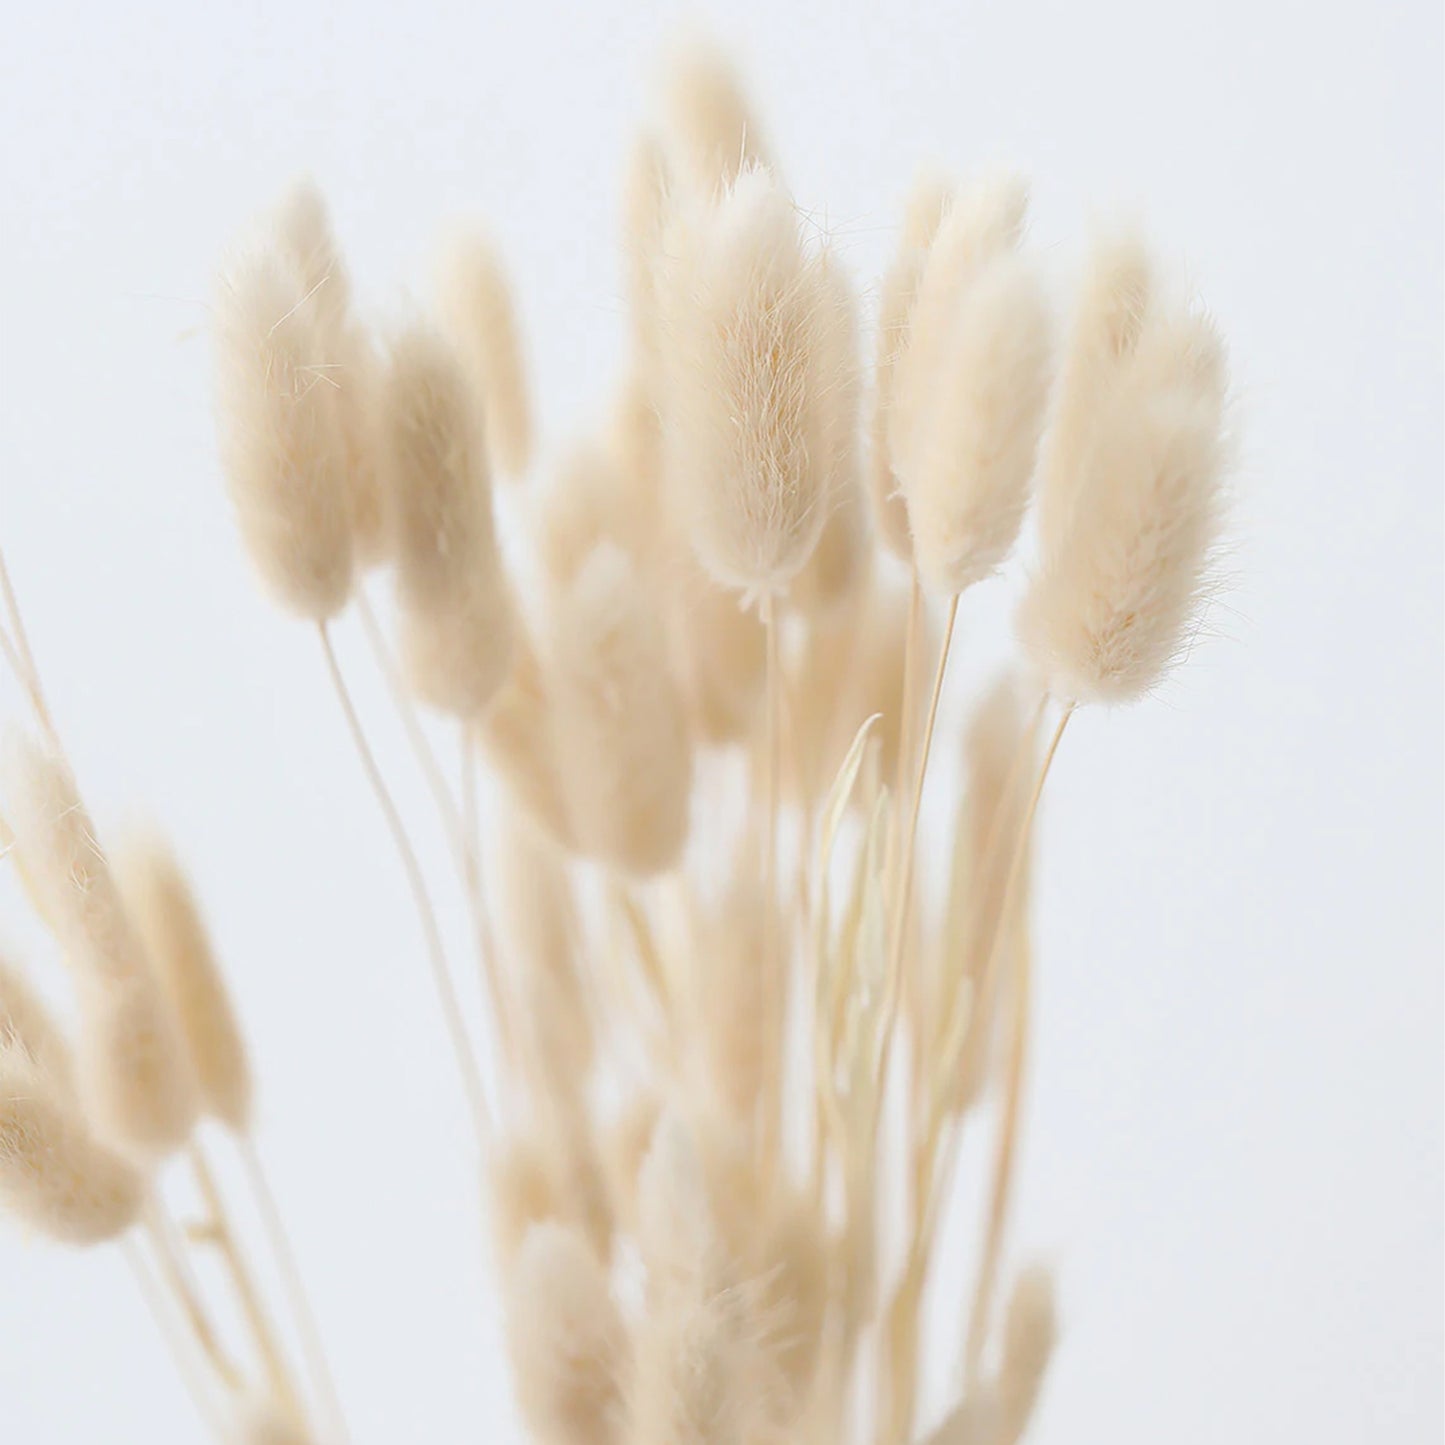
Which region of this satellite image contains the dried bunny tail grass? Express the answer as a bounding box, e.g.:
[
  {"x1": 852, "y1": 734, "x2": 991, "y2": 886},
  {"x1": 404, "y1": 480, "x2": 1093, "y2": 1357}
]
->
[
  {"x1": 0, "y1": 1043, "x2": 144, "y2": 1244},
  {"x1": 1018, "y1": 303, "x2": 1229, "y2": 705},
  {"x1": 636, "y1": 1112, "x2": 719, "y2": 1290},
  {"x1": 688, "y1": 878, "x2": 769, "y2": 1120},
  {"x1": 382, "y1": 322, "x2": 515, "y2": 716},
  {"x1": 890, "y1": 173, "x2": 1029, "y2": 494},
  {"x1": 490, "y1": 812, "x2": 594, "y2": 1086},
  {"x1": 1036, "y1": 233, "x2": 1155, "y2": 554},
  {"x1": 538, "y1": 437, "x2": 638, "y2": 590},
  {"x1": 658, "y1": 39, "x2": 772, "y2": 195},
  {"x1": 792, "y1": 253, "x2": 869, "y2": 615},
  {"x1": 488, "y1": 1130, "x2": 563, "y2": 1266},
  {"x1": 751, "y1": 1188, "x2": 830, "y2": 1413},
  {"x1": 398, "y1": 566, "x2": 515, "y2": 719},
  {"x1": 112, "y1": 832, "x2": 251, "y2": 1132},
  {"x1": 671, "y1": 559, "x2": 767, "y2": 746},
  {"x1": 661, "y1": 166, "x2": 843, "y2": 592},
  {"x1": 600, "y1": 1091, "x2": 660, "y2": 1231},
  {"x1": 436, "y1": 232, "x2": 534, "y2": 479},
  {"x1": 212, "y1": 245, "x2": 354, "y2": 619},
  {"x1": 233, "y1": 1396, "x2": 315, "y2": 1445},
  {"x1": 0, "y1": 952, "x2": 75, "y2": 1100},
  {"x1": 994, "y1": 1264, "x2": 1057, "y2": 1445},
  {"x1": 0, "y1": 730, "x2": 144, "y2": 982},
  {"x1": 75, "y1": 972, "x2": 198, "y2": 1154},
  {"x1": 548, "y1": 543, "x2": 692, "y2": 875},
  {"x1": 507, "y1": 1221, "x2": 626, "y2": 1445},
  {"x1": 476, "y1": 631, "x2": 575, "y2": 851},
  {"x1": 273, "y1": 179, "x2": 388, "y2": 566},
  {"x1": 868, "y1": 172, "x2": 954, "y2": 561},
  {"x1": 856, "y1": 579, "x2": 937, "y2": 786},
  {"x1": 905, "y1": 253, "x2": 1054, "y2": 595}
]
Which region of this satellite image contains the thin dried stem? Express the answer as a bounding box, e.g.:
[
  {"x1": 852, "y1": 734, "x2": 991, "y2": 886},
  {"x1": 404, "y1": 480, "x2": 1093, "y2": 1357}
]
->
[
  {"x1": 188, "y1": 1139, "x2": 304, "y2": 1422},
  {"x1": 0, "y1": 544, "x2": 59, "y2": 742},
  {"x1": 874, "y1": 592, "x2": 959, "y2": 1124},
  {"x1": 317, "y1": 621, "x2": 492, "y2": 1144},
  {"x1": 354, "y1": 592, "x2": 514, "y2": 1065},
  {"x1": 964, "y1": 703, "x2": 1073, "y2": 1383},
  {"x1": 236, "y1": 1133, "x2": 348, "y2": 1443}
]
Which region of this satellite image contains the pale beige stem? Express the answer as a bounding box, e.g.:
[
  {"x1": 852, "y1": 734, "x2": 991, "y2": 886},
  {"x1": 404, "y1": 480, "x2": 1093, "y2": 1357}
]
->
[
  {"x1": 123, "y1": 1234, "x2": 229, "y2": 1439},
  {"x1": 354, "y1": 592, "x2": 515, "y2": 1067},
  {"x1": 188, "y1": 1141, "x2": 304, "y2": 1422},
  {"x1": 237, "y1": 1133, "x2": 348, "y2": 1443},
  {"x1": 873, "y1": 593, "x2": 960, "y2": 1128},
  {"x1": 142, "y1": 1196, "x2": 241, "y2": 1391},
  {"x1": 964, "y1": 704, "x2": 1073, "y2": 1383},
  {"x1": 317, "y1": 622, "x2": 492, "y2": 1144}
]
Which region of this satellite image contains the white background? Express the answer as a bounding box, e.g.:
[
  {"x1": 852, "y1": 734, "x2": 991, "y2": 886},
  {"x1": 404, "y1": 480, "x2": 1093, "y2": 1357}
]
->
[{"x1": 1, "y1": 0, "x2": 1440, "y2": 1441}]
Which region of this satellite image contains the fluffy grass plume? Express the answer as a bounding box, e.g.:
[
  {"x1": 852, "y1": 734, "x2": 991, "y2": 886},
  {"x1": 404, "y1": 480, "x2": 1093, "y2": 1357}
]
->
[{"x1": 0, "y1": 36, "x2": 1240, "y2": 1445}]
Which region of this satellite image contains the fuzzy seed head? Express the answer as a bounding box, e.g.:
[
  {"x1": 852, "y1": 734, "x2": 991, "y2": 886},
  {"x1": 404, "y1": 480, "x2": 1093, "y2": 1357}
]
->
[
  {"x1": 274, "y1": 180, "x2": 388, "y2": 567},
  {"x1": 995, "y1": 1264, "x2": 1057, "y2": 1444},
  {"x1": 868, "y1": 172, "x2": 955, "y2": 561},
  {"x1": 0, "y1": 732, "x2": 146, "y2": 984},
  {"x1": 1018, "y1": 297, "x2": 1228, "y2": 705},
  {"x1": 437, "y1": 233, "x2": 535, "y2": 479},
  {"x1": 383, "y1": 323, "x2": 515, "y2": 716},
  {"x1": 905, "y1": 253, "x2": 1054, "y2": 595},
  {"x1": 659, "y1": 42, "x2": 772, "y2": 195},
  {"x1": 75, "y1": 973, "x2": 198, "y2": 1155},
  {"x1": 890, "y1": 173, "x2": 1030, "y2": 497},
  {"x1": 548, "y1": 544, "x2": 692, "y2": 875},
  {"x1": 212, "y1": 247, "x2": 355, "y2": 618},
  {"x1": 662, "y1": 167, "x2": 845, "y2": 592},
  {"x1": 0, "y1": 1044, "x2": 144, "y2": 1245},
  {"x1": 0, "y1": 953, "x2": 75, "y2": 1102},
  {"x1": 114, "y1": 832, "x2": 251, "y2": 1132},
  {"x1": 507, "y1": 1222, "x2": 625, "y2": 1445}
]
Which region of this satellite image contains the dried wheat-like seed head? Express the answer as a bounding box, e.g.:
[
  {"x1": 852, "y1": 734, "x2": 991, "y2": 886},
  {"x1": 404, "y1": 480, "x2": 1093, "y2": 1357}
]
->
[
  {"x1": 476, "y1": 630, "x2": 575, "y2": 851},
  {"x1": 0, "y1": 732, "x2": 144, "y2": 983},
  {"x1": 507, "y1": 1221, "x2": 625, "y2": 1445},
  {"x1": 538, "y1": 438, "x2": 637, "y2": 590},
  {"x1": 661, "y1": 166, "x2": 845, "y2": 593},
  {"x1": 382, "y1": 322, "x2": 515, "y2": 716},
  {"x1": 274, "y1": 179, "x2": 388, "y2": 567},
  {"x1": 670, "y1": 558, "x2": 767, "y2": 746},
  {"x1": 489, "y1": 1131, "x2": 563, "y2": 1266},
  {"x1": 0, "y1": 951, "x2": 75, "y2": 1102},
  {"x1": 548, "y1": 544, "x2": 692, "y2": 875},
  {"x1": 890, "y1": 173, "x2": 1030, "y2": 498},
  {"x1": 751, "y1": 1188, "x2": 830, "y2": 1413},
  {"x1": 233, "y1": 1395, "x2": 316, "y2": 1445},
  {"x1": 1018, "y1": 263, "x2": 1229, "y2": 704},
  {"x1": 869, "y1": 172, "x2": 954, "y2": 561},
  {"x1": 75, "y1": 972, "x2": 198, "y2": 1155},
  {"x1": 491, "y1": 813, "x2": 594, "y2": 1089},
  {"x1": 905, "y1": 253, "x2": 1054, "y2": 595},
  {"x1": 113, "y1": 831, "x2": 252, "y2": 1132},
  {"x1": 792, "y1": 254, "x2": 869, "y2": 616},
  {"x1": 212, "y1": 247, "x2": 355, "y2": 619},
  {"x1": 659, "y1": 41, "x2": 772, "y2": 196},
  {"x1": 0, "y1": 1044, "x2": 144, "y2": 1244},
  {"x1": 993, "y1": 1264, "x2": 1057, "y2": 1445},
  {"x1": 1035, "y1": 233, "x2": 1155, "y2": 555},
  {"x1": 436, "y1": 232, "x2": 534, "y2": 480}
]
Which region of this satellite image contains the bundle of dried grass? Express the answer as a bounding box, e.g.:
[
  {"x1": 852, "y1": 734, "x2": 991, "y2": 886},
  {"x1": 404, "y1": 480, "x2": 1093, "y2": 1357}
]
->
[{"x1": 0, "y1": 36, "x2": 1235, "y2": 1445}]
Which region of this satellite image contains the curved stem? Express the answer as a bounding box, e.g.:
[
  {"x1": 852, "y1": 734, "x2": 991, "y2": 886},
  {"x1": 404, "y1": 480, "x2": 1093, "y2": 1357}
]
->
[
  {"x1": 188, "y1": 1140, "x2": 303, "y2": 1421},
  {"x1": 237, "y1": 1133, "x2": 348, "y2": 1443},
  {"x1": 963, "y1": 703, "x2": 1074, "y2": 1383},
  {"x1": 873, "y1": 593, "x2": 959, "y2": 1126},
  {"x1": 317, "y1": 622, "x2": 491, "y2": 1145},
  {"x1": 354, "y1": 594, "x2": 515, "y2": 1087},
  {"x1": 122, "y1": 1234, "x2": 228, "y2": 1439}
]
